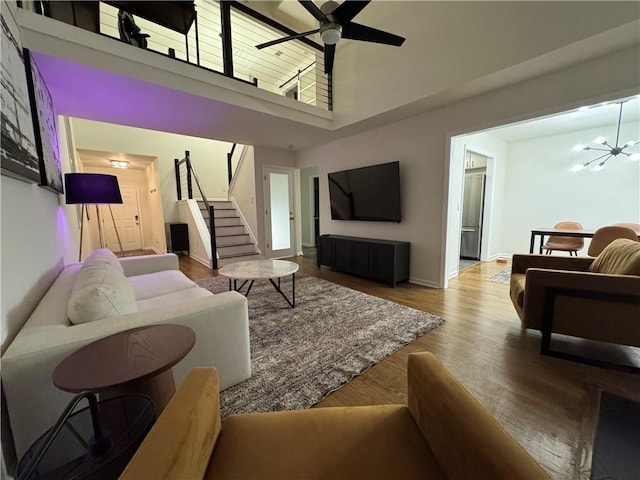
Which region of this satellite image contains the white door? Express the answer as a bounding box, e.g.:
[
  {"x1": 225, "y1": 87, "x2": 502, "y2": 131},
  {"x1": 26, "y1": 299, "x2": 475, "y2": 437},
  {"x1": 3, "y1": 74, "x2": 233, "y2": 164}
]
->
[
  {"x1": 264, "y1": 166, "x2": 295, "y2": 258},
  {"x1": 101, "y1": 186, "x2": 143, "y2": 253}
]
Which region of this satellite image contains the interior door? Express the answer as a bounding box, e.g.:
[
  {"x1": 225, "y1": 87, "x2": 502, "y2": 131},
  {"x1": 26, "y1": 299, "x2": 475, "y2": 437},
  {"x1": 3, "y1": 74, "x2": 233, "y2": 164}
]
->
[
  {"x1": 101, "y1": 186, "x2": 143, "y2": 253},
  {"x1": 264, "y1": 166, "x2": 295, "y2": 258}
]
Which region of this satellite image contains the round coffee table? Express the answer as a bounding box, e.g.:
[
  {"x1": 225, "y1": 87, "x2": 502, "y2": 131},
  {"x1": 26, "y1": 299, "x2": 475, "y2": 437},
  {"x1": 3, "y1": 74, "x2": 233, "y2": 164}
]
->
[
  {"x1": 218, "y1": 259, "x2": 299, "y2": 308},
  {"x1": 53, "y1": 324, "x2": 195, "y2": 415}
]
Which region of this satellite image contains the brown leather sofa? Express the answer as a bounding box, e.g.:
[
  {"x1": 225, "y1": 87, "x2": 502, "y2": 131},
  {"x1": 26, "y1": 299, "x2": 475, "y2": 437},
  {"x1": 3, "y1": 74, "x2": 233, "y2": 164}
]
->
[
  {"x1": 510, "y1": 238, "x2": 640, "y2": 350},
  {"x1": 121, "y1": 352, "x2": 550, "y2": 479}
]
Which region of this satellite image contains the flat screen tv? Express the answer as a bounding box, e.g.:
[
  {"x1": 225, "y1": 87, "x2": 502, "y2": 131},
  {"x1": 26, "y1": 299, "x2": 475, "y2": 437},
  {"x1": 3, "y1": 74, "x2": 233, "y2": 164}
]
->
[{"x1": 328, "y1": 161, "x2": 401, "y2": 222}]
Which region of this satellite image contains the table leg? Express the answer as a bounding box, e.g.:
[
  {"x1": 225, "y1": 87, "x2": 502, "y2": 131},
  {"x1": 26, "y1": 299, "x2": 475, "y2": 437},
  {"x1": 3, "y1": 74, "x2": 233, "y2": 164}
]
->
[
  {"x1": 539, "y1": 235, "x2": 545, "y2": 255},
  {"x1": 102, "y1": 369, "x2": 176, "y2": 417},
  {"x1": 268, "y1": 273, "x2": 296, "y2": 308}
]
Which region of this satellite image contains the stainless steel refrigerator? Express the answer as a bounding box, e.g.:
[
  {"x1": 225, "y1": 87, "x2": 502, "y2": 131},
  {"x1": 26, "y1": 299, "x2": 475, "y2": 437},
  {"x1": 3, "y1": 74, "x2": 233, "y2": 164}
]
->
[{"x1": 460, "y1": 173, "x2": 486, "y2": 260}]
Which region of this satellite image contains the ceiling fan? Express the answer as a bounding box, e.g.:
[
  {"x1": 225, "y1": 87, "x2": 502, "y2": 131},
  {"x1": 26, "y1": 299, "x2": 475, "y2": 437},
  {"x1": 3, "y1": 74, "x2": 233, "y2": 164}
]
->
[{"x1": 255, "y1": 1, "x2": 405, "y2": 75}]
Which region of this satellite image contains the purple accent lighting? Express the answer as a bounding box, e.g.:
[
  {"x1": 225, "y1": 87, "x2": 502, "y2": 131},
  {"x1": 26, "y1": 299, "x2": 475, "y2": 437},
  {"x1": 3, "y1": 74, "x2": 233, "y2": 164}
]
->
[{"x1": 64, "y1": 173, "x2": 123, "y2": 204}]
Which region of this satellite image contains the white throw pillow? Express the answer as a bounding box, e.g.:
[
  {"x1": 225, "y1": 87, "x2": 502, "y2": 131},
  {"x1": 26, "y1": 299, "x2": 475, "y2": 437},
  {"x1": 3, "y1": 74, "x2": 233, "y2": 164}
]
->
[
  {"x1": 84, "y1": 248, "x2": 124, "y2": 274},
  {"x1": 68, "y1": 262, "x2": 137, "y2": 325}
]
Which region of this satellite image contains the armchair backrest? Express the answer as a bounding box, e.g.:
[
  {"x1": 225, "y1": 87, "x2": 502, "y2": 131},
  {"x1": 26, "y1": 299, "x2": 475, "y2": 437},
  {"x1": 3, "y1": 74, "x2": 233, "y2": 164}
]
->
[{"x1": 588, "y1": 225, "x2": 638, "y2": 256}]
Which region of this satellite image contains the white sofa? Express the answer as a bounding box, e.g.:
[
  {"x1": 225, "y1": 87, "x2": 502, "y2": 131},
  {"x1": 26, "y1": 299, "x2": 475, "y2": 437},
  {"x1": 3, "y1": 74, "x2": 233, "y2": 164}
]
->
[{"x1": 1, "y1": 250, "x2": 251, "y2": 458}]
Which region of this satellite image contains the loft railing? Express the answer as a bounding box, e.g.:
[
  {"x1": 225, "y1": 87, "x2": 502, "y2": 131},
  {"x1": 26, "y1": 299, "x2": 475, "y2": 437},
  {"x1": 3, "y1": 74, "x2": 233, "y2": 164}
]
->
[
  {"x1": 174, "y1": 151, "x2": 218, "y2": 269},
  {"x1": 31, "y1": 0, "x2": 332, "y2": 110}
]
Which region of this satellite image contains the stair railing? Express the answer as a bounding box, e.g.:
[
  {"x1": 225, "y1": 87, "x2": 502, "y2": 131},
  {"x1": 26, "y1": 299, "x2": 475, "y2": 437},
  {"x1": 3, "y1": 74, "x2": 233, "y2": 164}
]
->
[
  {"x1": 227, "y1": 143, "x2": 236, "y2": 185},
  {"x1": 174, "y1": 151, "x2": 218, "y2": 269}
]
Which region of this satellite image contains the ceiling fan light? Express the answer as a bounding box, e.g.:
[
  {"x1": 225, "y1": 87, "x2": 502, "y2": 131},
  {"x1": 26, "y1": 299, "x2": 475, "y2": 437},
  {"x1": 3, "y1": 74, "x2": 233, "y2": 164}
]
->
[
  {"x1": 573, "y1": 144, "x2": 587, "y2": 151},
  {"x1": 624, "y1": 140, "x2": 638, "y2": 148},
  {"x1": 571, "y1": 163, "x2": 585, "y2": 172},
  {"x1": 321, "y1": 25, "x2": 342, "y2": 45},
  {"x1": 594, "y1": 136, "x2": 607, "y2": 145},
  {"x1": 629, "y1": 153, "x2": 640, "y2": 161},
  {"x1": 593, "y1": 162, "x2": 605, "y2": 171}
]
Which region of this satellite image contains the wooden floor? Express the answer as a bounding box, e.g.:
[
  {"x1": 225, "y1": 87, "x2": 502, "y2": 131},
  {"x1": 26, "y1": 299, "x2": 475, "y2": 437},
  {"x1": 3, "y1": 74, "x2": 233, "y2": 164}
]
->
[{"x1": 179, "y1": 254, "x2": 640, "y2": 480}]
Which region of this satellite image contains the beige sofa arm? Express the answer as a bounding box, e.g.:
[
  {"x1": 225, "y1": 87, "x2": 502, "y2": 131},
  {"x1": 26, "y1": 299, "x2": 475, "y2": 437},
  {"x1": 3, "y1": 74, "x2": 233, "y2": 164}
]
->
[
  {"x1": 511, "y1": 254, "x2": 593, "y2": 275},
  {"x1": 120, "y1": 253, "x2": 179, "y2": 277},
  {"x1": 120, "y1": 367, "x2": 221, "y2": 480},
  {"x1": 407, "y1": 353, "x2": 550, "y2": 480}
]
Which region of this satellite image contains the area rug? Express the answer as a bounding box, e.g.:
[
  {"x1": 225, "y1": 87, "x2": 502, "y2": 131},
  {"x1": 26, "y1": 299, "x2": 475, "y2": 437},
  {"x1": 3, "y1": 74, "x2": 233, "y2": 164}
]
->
[
  {"x1": 196, "y1": 273, "x2": 445, "y2": 417},
  {"x1": 487, "y1": 268, "x2": 511, "y2": 284}
]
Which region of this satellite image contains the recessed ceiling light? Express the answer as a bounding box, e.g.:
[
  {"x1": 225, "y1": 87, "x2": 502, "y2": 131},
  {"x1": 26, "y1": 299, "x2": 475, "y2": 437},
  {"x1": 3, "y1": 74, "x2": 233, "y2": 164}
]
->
[
  {"x1": 111, "y1": 160, "x2": 129, "y2": 169},
  {"x1": 286, "y1": 144, "x2": 294, "y2": 149},
  {"x1": 275, "y1": 50, "x2": 283, "y2": 57}
]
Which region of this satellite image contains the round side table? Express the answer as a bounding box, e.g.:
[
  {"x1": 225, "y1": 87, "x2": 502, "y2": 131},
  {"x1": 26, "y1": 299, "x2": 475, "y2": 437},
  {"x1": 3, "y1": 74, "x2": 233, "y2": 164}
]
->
[{"x1": 53, "y1": 324, "x2": 195, "y2": 416}]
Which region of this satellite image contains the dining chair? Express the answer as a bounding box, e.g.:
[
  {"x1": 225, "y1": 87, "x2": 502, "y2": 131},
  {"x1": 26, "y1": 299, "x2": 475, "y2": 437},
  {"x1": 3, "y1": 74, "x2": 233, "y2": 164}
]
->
[
  {"x1": 543, "y1": 221, "x2": 584, "y2": 256},
  {"x1": 588, "y1": 225, "x2": 638, "y2": 256},
  {"x1": 613, "y1": 222, "x2": 640, "y2": 234}
]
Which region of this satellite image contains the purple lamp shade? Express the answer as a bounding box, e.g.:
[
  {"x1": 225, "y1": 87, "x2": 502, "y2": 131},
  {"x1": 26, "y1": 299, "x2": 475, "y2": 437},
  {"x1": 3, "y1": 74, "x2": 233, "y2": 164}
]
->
[{"x1": 65, "y1": 173, "x2": 123, "y2": 205}]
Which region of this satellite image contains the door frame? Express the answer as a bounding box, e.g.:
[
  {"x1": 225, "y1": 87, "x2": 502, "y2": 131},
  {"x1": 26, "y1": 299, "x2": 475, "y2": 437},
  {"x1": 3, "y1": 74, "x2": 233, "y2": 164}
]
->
[
  {"x1": 263, "y1": 165, "x2": 295, "y2": 258},
  {"x1": 309, "y1": 174, "x2": 320, "y2": 247}
]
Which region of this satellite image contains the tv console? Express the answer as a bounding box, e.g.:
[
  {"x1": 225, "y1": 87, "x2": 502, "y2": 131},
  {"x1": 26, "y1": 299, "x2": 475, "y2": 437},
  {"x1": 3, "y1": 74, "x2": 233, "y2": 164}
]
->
[{"x1": 317, "y1": 235, "x2": 410, "y2": 287}]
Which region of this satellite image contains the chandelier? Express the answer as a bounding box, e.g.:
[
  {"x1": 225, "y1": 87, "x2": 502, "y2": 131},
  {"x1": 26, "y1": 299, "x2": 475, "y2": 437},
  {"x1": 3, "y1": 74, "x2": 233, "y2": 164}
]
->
[{"x1": 572, "y1": 101, "x2": 640, "y2": 171}]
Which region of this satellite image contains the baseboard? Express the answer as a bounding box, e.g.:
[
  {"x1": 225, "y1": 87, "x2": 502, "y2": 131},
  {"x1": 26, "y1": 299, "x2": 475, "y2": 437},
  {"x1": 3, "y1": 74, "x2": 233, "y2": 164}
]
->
[
  {"x1": 302, "y1": 242, "x2": 315, "y2": 248},
  {"x1": 296, "y1": 250, "x2": 304, "y2": 256},
  {"x1": 487, "y1": 253, "x2": 512, "y2": 261},
  {"x1": 409, "y1": 277, "x2": 441, "y2": 288},
  {"x1": 447, "y1": 271, "x2": 459, "y2": 280},
  {"x1": 189, "y1": 253, "x2": 211, "y2": 269}
]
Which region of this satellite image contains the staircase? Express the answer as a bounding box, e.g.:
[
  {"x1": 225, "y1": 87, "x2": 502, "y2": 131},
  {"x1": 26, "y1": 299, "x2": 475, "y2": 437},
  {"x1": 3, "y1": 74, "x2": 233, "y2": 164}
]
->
[{"x1": 198, "y1": 200, "x2": 259, "y2": 267}]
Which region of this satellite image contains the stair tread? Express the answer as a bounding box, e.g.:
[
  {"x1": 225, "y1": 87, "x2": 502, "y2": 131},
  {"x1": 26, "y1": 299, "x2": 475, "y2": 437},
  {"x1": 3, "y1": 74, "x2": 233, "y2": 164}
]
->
[
  {"x1": 216, "y1": 225, "x2": 244, "y2": 228},
  {"x1": 219, "y1": 252, "x2": 260, "y2": 259},
  {"x1": 218, "y1": 242, "x2": 254, "y2": 247},
  {"x1": 217, "y1": 234, "x2": 249, "y2": 238}
]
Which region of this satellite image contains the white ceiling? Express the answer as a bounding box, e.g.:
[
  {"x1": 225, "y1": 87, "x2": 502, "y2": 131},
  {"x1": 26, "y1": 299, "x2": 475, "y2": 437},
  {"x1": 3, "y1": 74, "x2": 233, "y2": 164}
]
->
[
  {"x1": 77, "y1": 149, "x2": 156, "y2": 170},
  {"x1": 484, "y1": 96, "x2": 640, "y2": 143}
]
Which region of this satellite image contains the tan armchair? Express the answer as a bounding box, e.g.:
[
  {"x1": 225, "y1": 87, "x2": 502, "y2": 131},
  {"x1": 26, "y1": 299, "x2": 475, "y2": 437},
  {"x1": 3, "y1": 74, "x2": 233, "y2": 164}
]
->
[
  {"x1": 121, "y1": 353, "x2": 550, "y2": 480},
  {"x1": 510, "y1": 239, "x2": 640, "y2": 370}
]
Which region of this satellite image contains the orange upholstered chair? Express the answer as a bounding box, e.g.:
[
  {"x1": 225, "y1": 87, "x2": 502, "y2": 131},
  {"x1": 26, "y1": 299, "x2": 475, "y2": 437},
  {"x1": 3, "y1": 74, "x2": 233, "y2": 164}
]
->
[
  {"x1": 588, "y1": 225, "x2": 638, "y2": 256},
  {"x1": 614, "y1": 222, "x2": 640, "y2": 234},
  {"x1": 543, "y1": 221, "x2": 584, "y2": 256}
]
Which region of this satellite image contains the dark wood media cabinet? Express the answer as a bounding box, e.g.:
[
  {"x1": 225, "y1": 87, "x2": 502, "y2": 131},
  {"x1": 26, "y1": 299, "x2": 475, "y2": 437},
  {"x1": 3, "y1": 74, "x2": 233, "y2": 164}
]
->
[{"x1": 317, "y1": 235, "x2": 410, "y2": 287}]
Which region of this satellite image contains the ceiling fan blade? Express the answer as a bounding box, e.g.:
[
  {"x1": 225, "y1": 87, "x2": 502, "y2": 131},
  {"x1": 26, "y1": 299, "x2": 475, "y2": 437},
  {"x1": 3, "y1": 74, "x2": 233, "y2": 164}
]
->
[
  {"x1": 256, "y1": 29, "x2": 320, "y2": 49},
  {"x1": 324, "y1": 43, "x2": 336, "y2": 74},
  {"x1": 342, "y1": 22, "x2": 405, "y2": 46},
  {"x1": 332, "y1": 1, "x2": 370, "y2": 23},
  {"x1": 299, "y1": 1, "x2": 328, "y2": 22}
]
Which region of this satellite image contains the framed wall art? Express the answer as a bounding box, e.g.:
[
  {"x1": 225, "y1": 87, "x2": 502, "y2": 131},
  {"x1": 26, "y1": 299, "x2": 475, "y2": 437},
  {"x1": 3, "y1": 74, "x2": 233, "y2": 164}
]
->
[
  {"x1": 0, "y1": 16, "x2": 40, "y2": 184},
  {"x1": 24, "y1": 48, "x2": 63, "y2": 193}
]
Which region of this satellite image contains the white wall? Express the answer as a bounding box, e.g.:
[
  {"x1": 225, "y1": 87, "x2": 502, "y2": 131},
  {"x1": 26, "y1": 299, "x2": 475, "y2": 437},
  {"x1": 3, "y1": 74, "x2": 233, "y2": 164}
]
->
[
  {"x1": 332, "y1": 2, "x2": 640, "y2": 127},
  {"x1": 501, "y1": 121, "x2": 640, "y2": 254},
  {"x1": 229, "y1": 146, "x2": 258, "y2": 244},
  {"x1": 1, "y1": 6, "x2": 76, "y2": 472},
  {"x1": 297, "y1": 44, "x2": 640, "y2": 287},
  {"x1": 70, "y1": 119, "x2": 233, "y2": 223}
]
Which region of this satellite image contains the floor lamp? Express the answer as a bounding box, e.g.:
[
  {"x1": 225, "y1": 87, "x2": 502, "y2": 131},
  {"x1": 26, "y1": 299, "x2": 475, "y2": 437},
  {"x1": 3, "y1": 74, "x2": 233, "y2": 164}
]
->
[{"x1": 64, "y1": 173, "x2": 125, "y2": 261}]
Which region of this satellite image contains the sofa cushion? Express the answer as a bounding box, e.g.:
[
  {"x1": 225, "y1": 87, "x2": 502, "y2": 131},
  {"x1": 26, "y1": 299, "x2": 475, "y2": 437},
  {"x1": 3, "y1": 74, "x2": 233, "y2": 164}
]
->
[
  {"x1": 589, "y1": 238, "x2": 640, "y2": 275},
  {"x1": 68, "y1": 262, "x2": 137, "y2": 325},
  {"x1": 136, "y1": 287, "x2": 212, "y2": 312},
  {"x1": 128, "y1": 270, "x2": 198, "y2": 300},
  {"x1": 84, "y1": 248, "x2": 124, "y2": 274}
]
